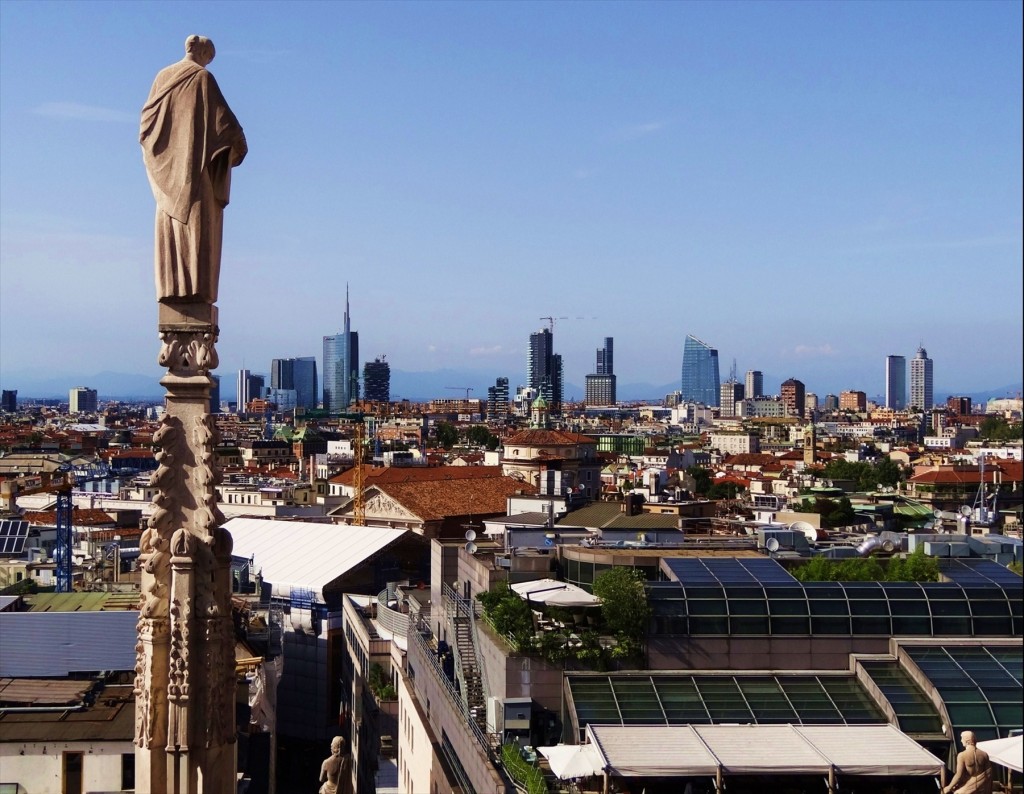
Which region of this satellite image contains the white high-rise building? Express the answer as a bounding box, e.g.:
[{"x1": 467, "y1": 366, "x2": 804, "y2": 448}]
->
[
  {"x1": 69, "y1": 387, "x2": 98, "y2": 414},
  {"x1": 910, "y1": 347, "x2": 933, "y2": 410},
  {"x1": 745, "y1": 370, "x2": 763, "y2": 399}
]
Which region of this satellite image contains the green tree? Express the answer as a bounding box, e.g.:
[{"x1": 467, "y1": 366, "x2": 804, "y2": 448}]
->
[
  {"x1": 466, "y1": 424, "x2": 496, "y2": 448},
  {"x1": 707, "y1": 481, "x2": 738, "y2": 500},
  {"x1": 592, "y1": 567, "x2": 651, "y2": 642},
  {"x1": 980, "y1": 417, "x2": 1024, "y2": 441},
  {"x1": 686, "y1": 466, "x2": 712, "y2": 496},
  {"x1": 433, "y1": 421, "x2": 459, "y2": 450}
]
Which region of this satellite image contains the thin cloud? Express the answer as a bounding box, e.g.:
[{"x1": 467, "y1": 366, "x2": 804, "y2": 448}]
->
[
  {"x1": 469, "y1": 345, "x2": 504, "y2": 356},
  {"x1": 33, "y1": 102, "x2": 134, "y2": 123},
  {"x1": 615, "y1": 121, "x2": 667, "y2": 141},
  {"x1": 791, "y1": 343, "x2": 838, "y2": 358}
]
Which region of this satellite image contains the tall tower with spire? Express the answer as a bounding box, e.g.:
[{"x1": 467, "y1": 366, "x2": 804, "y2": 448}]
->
[{"x1": 323, "y1": 285, "x2": 359, "y2": 412}]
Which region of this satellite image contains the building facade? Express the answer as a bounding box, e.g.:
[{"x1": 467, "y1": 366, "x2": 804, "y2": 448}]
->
[
  {"x1": 271, "y1": 356, "x2": 318, "y2": 410},
  {"x1": 486, "y1": 377, "x2": 510, "y2": 421},
  {"x1": 780, "y1": 378, "x2": 805, "y2": 418},
  {"x1": 236, "y1": 370, "x2": 265, "y2": 412},
  {"x1": 69, "y1": 387, "x2": 98, "y2": 414},
  {"x1": 745, "y1": 370, "x2": 763, "y2": 399},
  {"x1": 910, "y1": 347, "x2": 934, "y2": 410},
  {"x1": 1, "y1": 390, "x2": 16, "y2": 412},
  {"x1": 527, "y1": 328, "x2": 562, "y2": 412},
  {"x1": 719, "y1": 381, "x2": 744, "y2": 418},
  {"x1": 839, "y1": 390, "x2": 867, "y2": 413},
  {"x1": 681, "y1": 335, "x2": 720, "y2": 407},
  {"x1": 885, "y1": 354, "x2": 906, "y2": 410},
  {"x1": 362, "y1": 357, "x2": 391, "y2": 403},
  {"x1": 585, "y1": 337, "x2": 616, "y2": 407}
]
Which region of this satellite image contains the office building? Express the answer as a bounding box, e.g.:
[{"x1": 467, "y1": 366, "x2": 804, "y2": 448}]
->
[
  {"x1": 910, "y1": 347, "x2": 934, "y2": 410},
  {"x1": 745, "y1": 370, "x2": 764, "y2": 400},
  {"x1": 69, "y1": 387, "x2": 98, "y2": 414},
  {"x1": 822, "y1": 394, "x2": 839, "y2": 412},
  {"x1": 0, "y1": 390, "x2": 16, "y2": 412},
  {"x1": 264, "y1": 388, "x2": 297, "y2": 412},
  {"x1": 680, "y1": 335, "x2": 720, "y2": 407},
  {"x1": 209, "y1": 375, "x2": 221, "y2": 414},
  {"x1": 947, "y1": 396, "x2": 972, "y2": 416},
  {"x1": 839, "y1": 390, "x2": 867, "y2": 413},
  {"x1": 486, "y1": 377, "x2": 510, "y2": 421},
  {"x1": 236, "y1": 370, "x2": 265, "y2": 412},
  {"x1": 528, "y1": 328, "x2": 562, "y2": 412},
  {"x1": 585, "y1": 337, "x2": 616, "y2": 406},
  {"x1": 719, "y1": 381, "x2": 744, "y2": 418},
  {"x1": 363, "y1": 357, "x2": 391, "y2": 403},
  {"x1": 323, "y1": 287, "x2": 359, "y2": 412},
  {"x1": 271, "y1": 357, "x2": 318, "y2": 410},
  {"x1": 885, "y1": 355, "x2": 906, "y2": 410},
  {"x1": 805, "y1": 393, "x2": 819, "y2": 414},
  {"x1": 780, "y1": 378, "x2": 805, "y2": 418}
]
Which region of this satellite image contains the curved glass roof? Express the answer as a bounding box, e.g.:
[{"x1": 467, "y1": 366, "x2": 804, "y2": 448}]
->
[
  {"x1": 567, "y1": 673, "x2": 886, "y2": 731},
  {"x1": 649, "y1": 579, "x2": 1021, "y2": 637},
  {"x1": 904, "y1": 645, "x2": 1023, "y2": 742},
  {"x1": 858, "y1": 661, "x2": 945, "y2": 736}
]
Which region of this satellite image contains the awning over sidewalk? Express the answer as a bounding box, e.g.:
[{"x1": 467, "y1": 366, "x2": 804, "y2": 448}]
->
[{"x1": 585, "y1": 724, "x2": 944, "y2": 778}]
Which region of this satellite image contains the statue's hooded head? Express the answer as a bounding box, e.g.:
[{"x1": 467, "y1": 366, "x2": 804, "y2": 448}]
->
[{"x1": 184, "y1": 34, "x2": 215, "y2": 67}]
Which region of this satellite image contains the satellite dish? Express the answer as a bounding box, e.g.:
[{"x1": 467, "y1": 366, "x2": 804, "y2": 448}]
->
[
  {"x1": 959, "y1": 505, "x2": 972, "y2": 517},
  {"x1": 465, "y1": 542, "x2": 478, "y2": 554},
  {"x1": 765, "y1": 537, "x2": 781, "y2": 553},
  {"x1": 465, "y1": 529, "x2": 477, "y2": 542},
  {"x1": 790, "y1": 521, "x2": 818, "y2": 543}
]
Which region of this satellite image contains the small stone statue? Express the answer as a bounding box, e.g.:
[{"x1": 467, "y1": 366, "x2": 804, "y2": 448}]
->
[
  {"x1": 140, "y1": 34, "x2": 247, "y2": 307},
  {"x1": 943, "y1": 730, "x2": 992, "y2": 794},
  {"x1": 319, "y1": 736, "x2": 349, "y2": 794}
]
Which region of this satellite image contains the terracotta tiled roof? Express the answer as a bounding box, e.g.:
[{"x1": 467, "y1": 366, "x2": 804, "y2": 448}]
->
[
  {"x1": 373, "y1": 476, "x2": 536, "y2": 522},
  {"x1": 23, "y1": 508, "x2": 116, "y2": 526},
  {"x1": 722, "y1": 454, "x2": 779, "y2": 467},
  {"x1": 909, "y1": 460, "x2": 1022, "y2": 486},
  {"x1": 503, "y1": 429, "x2": 597, "y2": 446},
  {"x1": 330, "y1": 465, "x2": 506, "y2": 486}
]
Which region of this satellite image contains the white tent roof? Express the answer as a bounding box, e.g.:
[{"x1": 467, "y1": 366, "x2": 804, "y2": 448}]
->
[
  {"x1": 510, "y1": 578, "x2": 601, "y2": 608},
  {"x1": 225, "y1": 517, "x2": 409, "y2": 599},
  {"x1": 977, "y1": 735, "x2": 1023, "y2": 773},
  {"x1": 537, "y1": 744, "x2": 605, "y2": 779},
  {"x1": 586, "y1": 724, "x2": 944, "y2": 778}
]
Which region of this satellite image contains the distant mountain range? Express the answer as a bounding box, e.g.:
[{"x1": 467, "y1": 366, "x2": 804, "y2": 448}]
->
[{"x1": 1, "y1": 368, "x2": 1019, "y2": 408}]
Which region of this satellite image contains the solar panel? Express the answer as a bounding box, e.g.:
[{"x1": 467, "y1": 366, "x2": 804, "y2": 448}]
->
[{"x1": 0, "y1": 519, "x2": 29, "y2": 555}]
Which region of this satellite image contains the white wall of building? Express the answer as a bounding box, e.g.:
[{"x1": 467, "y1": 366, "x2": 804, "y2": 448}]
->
[
  {"x1": 0, "y1": 741, "x2": 132, "y2": 794},
  {"x1": 396, "y1": 669, "x2": 434, "y2": 794}
]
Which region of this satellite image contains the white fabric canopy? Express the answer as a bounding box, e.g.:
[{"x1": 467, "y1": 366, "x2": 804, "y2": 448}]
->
[
  {"x1": 538, "y1": 744, "x2": 604, "y2": 779},
  {"x1": 977, "y1": 735, "x2": 1023, "y2": 773},
  {"x1": 585, "y1": 724, "x2": 945, "y2": 778},
  {"x1": 510, "y1": 578, "x2": 602, "y2": 608}
]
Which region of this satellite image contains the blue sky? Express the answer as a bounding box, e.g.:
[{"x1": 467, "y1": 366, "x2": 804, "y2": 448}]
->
[{"x1": 1, "y1": 0, "x2": 1021, "y2": 400}]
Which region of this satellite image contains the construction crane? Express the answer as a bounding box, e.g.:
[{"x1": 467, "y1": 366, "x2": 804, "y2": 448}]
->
[
  {"x1": 0, "y1": 471, "x2": 75, "y2": 592},
  {"x1": 445, "y1": 387, "x2": 474, "y2": 399},
  {"x1": 539, "y1": 316, "x2": 567, "y2": 333},
  {"x1": 352, "y1": 423, "x2": 366, "y2": 526}
]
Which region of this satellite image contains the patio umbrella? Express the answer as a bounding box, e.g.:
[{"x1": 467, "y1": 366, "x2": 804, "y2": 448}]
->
[
  {"x1": 510, "y1": 578, "x2": 601, "y2": 608},
  {"x1": 977, "y1": 735, "x2": 1023, "y2": 773},
  {"x1": 538, "y1": 744, "x2": 604, "y2": 779}
]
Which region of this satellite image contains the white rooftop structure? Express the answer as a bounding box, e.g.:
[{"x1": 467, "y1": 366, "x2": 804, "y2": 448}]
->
[
  {"x1": 225, "y1": 517, "x2": 408, "y2": 600},
  {"x1": 586, "y1": 724, "x2": 944, "y2": 780}
]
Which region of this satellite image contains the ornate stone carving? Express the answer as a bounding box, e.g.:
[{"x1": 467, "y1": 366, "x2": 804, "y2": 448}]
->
[{"x1": 158, "y1": 328, "x2": 219, "y2": 374}]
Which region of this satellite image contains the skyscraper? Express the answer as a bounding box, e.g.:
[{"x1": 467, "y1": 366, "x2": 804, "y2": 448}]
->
[
  {"x1": 910, "y1": 347, "x2": 933, "y2": 410},
  {"x1": 527, "y1": 328, "x2": 562, "y2": 412},
  {"x1": 720, "y1": 380, "x2": 744, "y2": 418},
  {"x1": 363, "y1": 357, "x2": 391, "y2": 403},
  {"x1": 585, "y1": 337, "x2": 616, "y2": 406},
  {"x1": 271, "y1": 356, "x2": 318, "y2": 409},
  {"x1": 209, "y1": 375, "x2": 221, "y2": 414},
  {"x1": 780, "y1": 378, "x2": 806, "y2": 418},
  {"x1": 69, "y1": 387, "x2": 98, "y2": 414},
  {"x1": 236, "y1": 370, "x2": 265, "y2": 412},
  {"x1": 884, "y1": 355, "x2": 906, "y2": 410},
  {"x1": 487, "y1": 377, "x2": 510, "y2": 421},
  {"x1": 680, "y1": 335, "x2": 720, "y2": 407},
  {"x1": 745, "y1": 370, "x2": 764, "y2": 399},
  {"x1": 1, "y1": 390, "x2": 16, "y2": 412},
  {"x1": 323, "y1": 287, "x2": 359, "y2": 412}
]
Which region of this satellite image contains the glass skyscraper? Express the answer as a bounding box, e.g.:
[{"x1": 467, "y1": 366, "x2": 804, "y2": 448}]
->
[
  {"x1": 680, "y1": 335, "x2": 720, "y2": 407},
  {"x1": 528, "y1": 328, "x2": 562, "y2": 411},
  {"x1": 271, "y1": 356, "x2": 318, "y2": 410},
  {"x1": 586, "y1": 337, "x2": 616, "y2": 406},
  {"x1": 885, "y1": 354, "x2": 906, "y2": 410},
  {"x1": 323, "y1": 287, "x2": 359, "y2": 412}
]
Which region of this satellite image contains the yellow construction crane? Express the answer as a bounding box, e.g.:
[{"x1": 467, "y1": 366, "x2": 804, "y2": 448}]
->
[{"x1": 352, "y1": 423, "x2": 365, "y2": 526}]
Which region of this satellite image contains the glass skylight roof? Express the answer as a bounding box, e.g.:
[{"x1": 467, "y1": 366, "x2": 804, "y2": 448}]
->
[
  {"x1": 567, "y1": 674, "x2": 886, "y2": 735},
  {"x1": 662, "y1": 557, "x2": 798, "y2": 585},
  {"x1": 859, "y1": 661, "x2": 944, "y2": 736},
  {"x1": 940, "y1": 558, "x2": 1024, "y2": 588},
  {"x1": 904, "y1": 646, "x2": 1023, "y2": 742}
]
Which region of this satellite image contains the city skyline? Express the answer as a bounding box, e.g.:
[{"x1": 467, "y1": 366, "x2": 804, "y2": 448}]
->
[{"x1": 0, "y1": 2, "x2": 1021, "y2": 398}]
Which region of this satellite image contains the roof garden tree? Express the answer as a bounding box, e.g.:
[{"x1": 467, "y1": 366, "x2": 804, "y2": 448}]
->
[{"x1": 593, "y1": 567, "x2": 651, "y2": 661}]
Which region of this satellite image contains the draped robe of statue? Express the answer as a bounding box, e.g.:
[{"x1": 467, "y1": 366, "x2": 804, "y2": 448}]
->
[{"x1": 140, "y1": 58, "x2": 247, "y2": 304}]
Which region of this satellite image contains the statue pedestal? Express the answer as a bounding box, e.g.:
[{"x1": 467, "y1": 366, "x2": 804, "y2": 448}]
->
[{"x1": 135, "y1": 302, "x2": 236, "y2": 793}]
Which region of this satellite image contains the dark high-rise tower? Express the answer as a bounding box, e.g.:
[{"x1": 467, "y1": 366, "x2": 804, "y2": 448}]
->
[
  {"x1": 363, "y1": 357, "x2": 391, "y2": 403},
  {"x1": 487, "y1": 377, "x2": 510, "y2": 421},
  {"x1": 271, "y1": 356, "x2": 318, "y2": 409},
  {"x1": 323, "y1": 286, "x2": 359, "y2": 412},
  {"x1": 680, "y1": 335, "x2": 720, "y2": 407},
  {"x1": 585, "y1": 337, "x2": 616, "y2": 406},
  {"x1": 528, "y1": 328, "x2": 562, "y2": 412},
  {"x1": 885, "y1": 355, "x2": 906, "y2": 410}
]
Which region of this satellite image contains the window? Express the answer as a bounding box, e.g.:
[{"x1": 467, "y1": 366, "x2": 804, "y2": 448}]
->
[
  {"x1": 63, "y1": 752, "x2": 83, "y2": 794},
  {"x1": 121, "y1": 753, "x2": 136, "y2": 790}
]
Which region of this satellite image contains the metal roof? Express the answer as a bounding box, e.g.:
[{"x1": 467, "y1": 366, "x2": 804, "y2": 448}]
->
[
  {"x1": 0, "y1": 611, "x2": 137, "y2": 677},
  {"x1": 225, "y1": 517, "x2": 409, "y2": 598}
]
